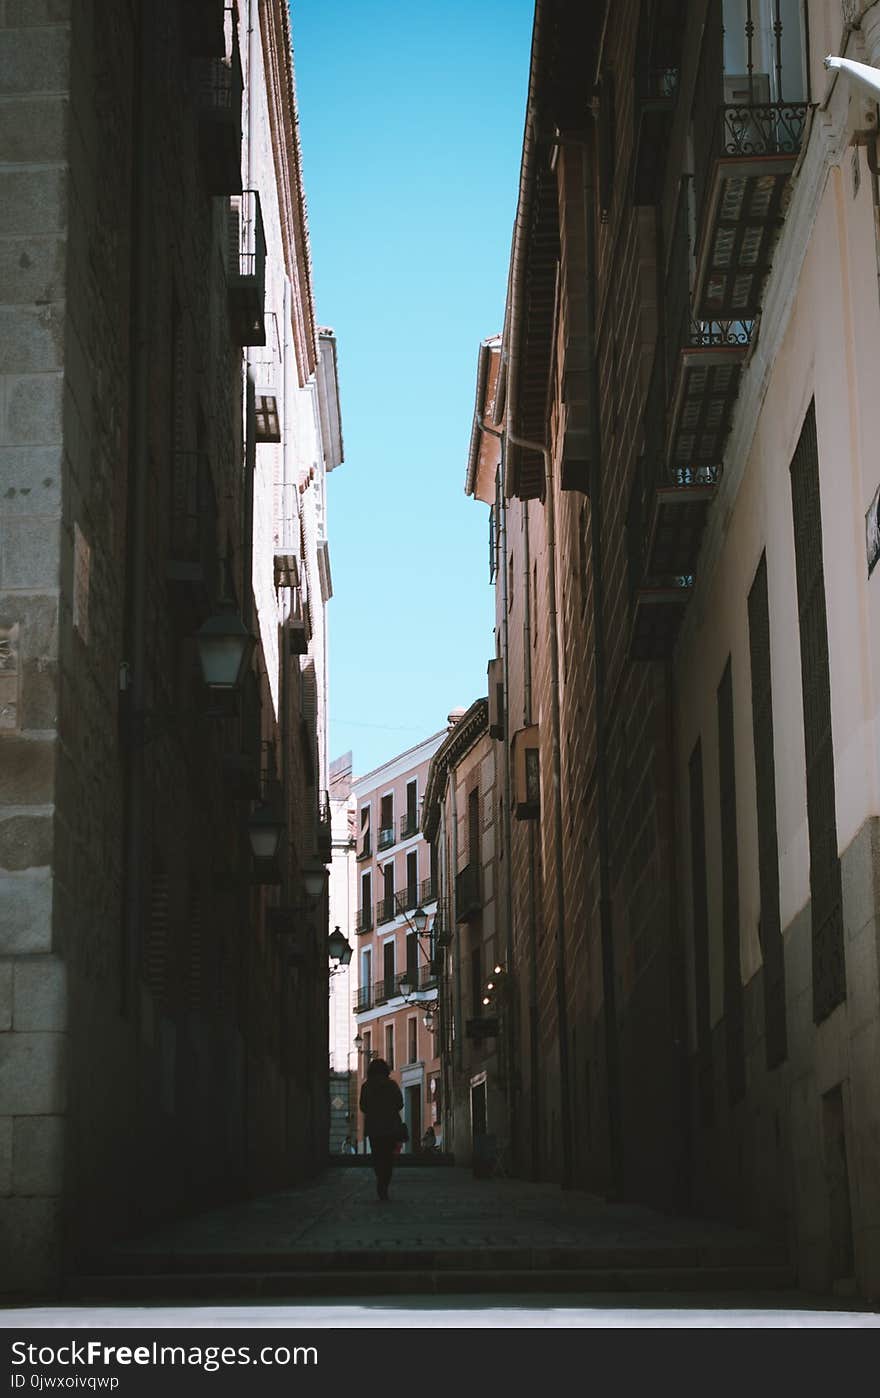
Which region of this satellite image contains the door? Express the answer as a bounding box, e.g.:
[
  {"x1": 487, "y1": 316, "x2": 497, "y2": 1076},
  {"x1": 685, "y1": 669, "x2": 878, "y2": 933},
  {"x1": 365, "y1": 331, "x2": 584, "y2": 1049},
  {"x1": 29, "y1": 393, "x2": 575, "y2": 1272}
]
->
[{"x1": 406, "y1": 1084, "x2": 421, "y2": 1155}]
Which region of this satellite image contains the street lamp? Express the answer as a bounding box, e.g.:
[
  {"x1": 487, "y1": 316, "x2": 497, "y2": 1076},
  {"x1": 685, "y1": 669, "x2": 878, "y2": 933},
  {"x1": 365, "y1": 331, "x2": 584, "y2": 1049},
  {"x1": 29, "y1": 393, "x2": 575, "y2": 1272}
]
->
[
  {"x1": 327, "y1": 925, "x2": 353, "y2": 966},
  {"x1": 195, "y1": 605, "x2": 255, "y2": 691},
  {"x1": 247, "y1": 794, "x2": 285, "y2": 861},
  {"x1": 303, "y1": 865, "x2": 328, "y2": 900}
]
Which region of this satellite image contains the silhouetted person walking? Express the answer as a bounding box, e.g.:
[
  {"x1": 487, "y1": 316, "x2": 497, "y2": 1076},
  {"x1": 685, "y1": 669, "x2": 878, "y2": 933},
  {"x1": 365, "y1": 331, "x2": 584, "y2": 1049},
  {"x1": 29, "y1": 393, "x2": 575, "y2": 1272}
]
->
[{"x1": 359, "y1": 1058, "x2": 405, "y2": 1201}]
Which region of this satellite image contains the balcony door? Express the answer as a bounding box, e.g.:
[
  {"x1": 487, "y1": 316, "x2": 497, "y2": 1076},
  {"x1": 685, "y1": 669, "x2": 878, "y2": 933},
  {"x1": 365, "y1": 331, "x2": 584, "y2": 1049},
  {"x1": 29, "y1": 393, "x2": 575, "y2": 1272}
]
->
[
  {"x1": 722, "y1": 0, "x2": 806, "y2": 103},
  {"x1": 406, "y1": 850, "x2": 418, "y2": 911},
  {"x1": 406, "y1": 779, "x2": 417, "y2": 838}
]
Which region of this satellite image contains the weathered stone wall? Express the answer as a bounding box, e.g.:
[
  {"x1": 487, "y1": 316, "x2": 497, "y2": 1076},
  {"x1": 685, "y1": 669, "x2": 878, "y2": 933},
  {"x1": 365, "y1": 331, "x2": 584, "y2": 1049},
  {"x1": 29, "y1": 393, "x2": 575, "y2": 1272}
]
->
[
  {"x1": 1, "y1": 0, "x2": 332, "y2": 1293},
  {"x1": 0, "y1": 0, "x2": 74, "y2": 1292}
]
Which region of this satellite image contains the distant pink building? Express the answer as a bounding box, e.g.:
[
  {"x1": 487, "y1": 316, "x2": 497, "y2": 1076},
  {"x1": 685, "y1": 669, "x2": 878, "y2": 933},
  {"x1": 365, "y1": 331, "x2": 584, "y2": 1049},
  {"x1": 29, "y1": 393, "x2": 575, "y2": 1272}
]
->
[{"x1": 351, "y1": 728, "x2": 449, "y2": 1150}]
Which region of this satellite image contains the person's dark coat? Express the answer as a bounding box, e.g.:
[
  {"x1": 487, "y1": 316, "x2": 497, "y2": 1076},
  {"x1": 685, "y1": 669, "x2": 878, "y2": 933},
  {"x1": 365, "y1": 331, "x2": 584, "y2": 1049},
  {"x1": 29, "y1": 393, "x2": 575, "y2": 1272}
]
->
[{"x1": 359, "y1": 1074, "x2": 404, "y2": 1138}]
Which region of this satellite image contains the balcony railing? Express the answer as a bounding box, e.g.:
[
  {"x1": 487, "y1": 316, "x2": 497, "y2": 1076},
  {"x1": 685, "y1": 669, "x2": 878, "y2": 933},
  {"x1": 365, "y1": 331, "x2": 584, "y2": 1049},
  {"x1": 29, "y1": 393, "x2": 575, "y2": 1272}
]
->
[
  {"x1": 227, "y1": 190, "x2": 266, "y2": 345},
  {"x1": 194, "y1": 15, "x2": 242, "y2": 195},
  {"x1": 353, "y1": 985, "x2": 373, "y2": 1014},
  {"x1": 455, "y1": 862, "x2": 482, "y2": 923},
  {"x1": 356, "y1": 833, "x2": 372, "y2": 862},
  {"x1": 420, "y1": 876, "x2": 437, "y2": 905},
  {"x1": 399, "y1": 812, "x2": 419, "y2": 840},
  {"x1": 689, "y1": 1, "x2": 810, "y2": 319},
  {"x1": 355, "y1": 905, "x2": 373, "y2": 935},
  {"x1": 377, "y1": 825, "x2": 395, "y2": 851},
  {"x1": 395, "y1": 886, "x2": 420, "y2": 916},
  {"x1": 376, "y1": 895, "x2": 396, "y2": 925},
  {"x1": 317, "y1": 789, "x2": 331, "y2": 862}
]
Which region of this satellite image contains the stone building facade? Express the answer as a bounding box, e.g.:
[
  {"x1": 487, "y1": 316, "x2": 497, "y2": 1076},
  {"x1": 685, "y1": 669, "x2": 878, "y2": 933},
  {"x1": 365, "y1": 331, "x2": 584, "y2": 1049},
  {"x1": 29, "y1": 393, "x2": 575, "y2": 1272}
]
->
[
  {"x1": 467, "y1": 0, "x2": 880, "y2": 1299},
  {"x1": 422, "y1": 700, "x2": 503, "y2": 1167},
  {"x1": 351, "y1": 732, "x2": 444, "y2": 1151},
  {"x1": 0, "y1": 0, "x2": 341, "y2": 1292}
]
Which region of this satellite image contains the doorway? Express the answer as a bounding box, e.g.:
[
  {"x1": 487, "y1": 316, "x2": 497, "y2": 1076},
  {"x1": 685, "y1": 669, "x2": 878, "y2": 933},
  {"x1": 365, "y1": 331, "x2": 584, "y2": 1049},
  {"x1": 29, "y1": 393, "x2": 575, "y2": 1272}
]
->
[{"x1": 406, "y1": 1084, "x2": 421, "y2": 1154}]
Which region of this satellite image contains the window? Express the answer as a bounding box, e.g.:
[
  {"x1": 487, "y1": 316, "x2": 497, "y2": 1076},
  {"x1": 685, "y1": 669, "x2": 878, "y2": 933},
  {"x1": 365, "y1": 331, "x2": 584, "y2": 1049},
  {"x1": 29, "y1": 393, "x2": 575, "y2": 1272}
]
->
[
  {"x1": 790, "y1": 400, "x2": 844, "y2": 1023},
  {"x1": 471, "y1": 945, "x2": 483, "y2": 1020},
  {"x1": 688, "y1": 742, "x2": 713, "y2": 1125},
  {"x1": 363, "y1": 1030, "x2": 372, "y2": 1064},
  {"x1": 406, "y1": 932, "x2": 418, "y2": 978},
  {"x1": 384, "y1": 1023, "x2": 394, "y2": 1069},
  {"x1": 379, "y1": 793, "x2": 394, "y2": 849},
  {"x1": 360, "y1": 871, "x2": 372, "y2": 931},
  {"x1": 361, "y1": 948, "x2": 372, "y2": 998},
  {"x1": 717, "y1": 659, "x2": 745, "y2": 1105},
  {"x1": 468, "y1": 788, "x2": 480, "y2": 866},
  {"x1": 358, "y1": 805, "x2": 371, "y2": 859},
  {"x1": 404, "y1": 780, "x2": 418, "y2": 839},
  {"x1": 254, "y1": 394, "x2": 280, "y2": 443},
  {"x1": 408, "y1": 1017, "x2": 417, "y2": 1064},
  {"x1": 383, "y1": 939, "x2": 395, "y2": 999},
  {"x1": 748, "y1": 551, "x2": 787, "y2": 1068},
  {"x1": 406, "y1": 850, "x2": 418, "y2": 909}
]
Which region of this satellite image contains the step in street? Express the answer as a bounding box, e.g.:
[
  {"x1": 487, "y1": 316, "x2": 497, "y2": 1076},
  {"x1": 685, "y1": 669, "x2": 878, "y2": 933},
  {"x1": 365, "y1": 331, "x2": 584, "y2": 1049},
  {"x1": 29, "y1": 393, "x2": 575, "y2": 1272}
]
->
[{"x1": 67, "y1": 1165, "x2": 798, "y2": 1303}]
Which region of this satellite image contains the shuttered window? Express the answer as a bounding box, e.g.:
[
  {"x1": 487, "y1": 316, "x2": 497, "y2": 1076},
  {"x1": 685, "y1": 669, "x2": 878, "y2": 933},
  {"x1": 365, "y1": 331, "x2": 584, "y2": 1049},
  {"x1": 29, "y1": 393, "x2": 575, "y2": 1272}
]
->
[
  {"x1": 790, "y1": 400, "x2": 845, "y2": 1023},
  {"x1": 747, "y1": 552, "x2": 787, "y2": 1068},
  {"x1": 689, "y1": 741, "x2": 713, "y2": 1125},
  {"x1": 717, "y1": 659, "x2": 745, "y2": 1104}
]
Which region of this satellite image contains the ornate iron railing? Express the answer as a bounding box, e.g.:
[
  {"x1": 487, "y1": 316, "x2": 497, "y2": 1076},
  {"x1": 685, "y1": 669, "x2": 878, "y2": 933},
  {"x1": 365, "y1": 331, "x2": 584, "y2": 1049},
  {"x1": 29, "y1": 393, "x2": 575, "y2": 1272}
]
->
[
  {"x1": 377, "y1": 826, "x2": 395, "y2": 851},
  {"x1": 376, "y1": 895, "x2": 396, "y2": 925},
  {"x1": 355, "y1": 905, "x2": 373, "y2": 935},
  {"x1": 399, "y1": 812, "x2": 419, "y2": 840},
  {"x1": 353, "y1": 985, "x2": 372, "y2": 1013}
]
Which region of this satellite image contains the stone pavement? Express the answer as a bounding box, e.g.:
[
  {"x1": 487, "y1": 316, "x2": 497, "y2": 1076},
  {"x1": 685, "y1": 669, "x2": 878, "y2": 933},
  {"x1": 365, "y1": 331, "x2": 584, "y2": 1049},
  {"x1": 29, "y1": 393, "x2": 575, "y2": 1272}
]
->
[{"x1": 61, "y1": 1164, "x2": 816, "y2": 1302}]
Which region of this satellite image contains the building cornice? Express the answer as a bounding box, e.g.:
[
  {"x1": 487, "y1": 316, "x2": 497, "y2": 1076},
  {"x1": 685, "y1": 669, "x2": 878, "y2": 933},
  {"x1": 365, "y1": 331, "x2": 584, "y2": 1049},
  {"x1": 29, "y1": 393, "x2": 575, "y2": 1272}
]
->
[
  {"x1": 422, "y1": 699, "x2": 489, "y2": 842},
  {"x1": 260, "y1": 0, "x2": 318, "y2": 387}
]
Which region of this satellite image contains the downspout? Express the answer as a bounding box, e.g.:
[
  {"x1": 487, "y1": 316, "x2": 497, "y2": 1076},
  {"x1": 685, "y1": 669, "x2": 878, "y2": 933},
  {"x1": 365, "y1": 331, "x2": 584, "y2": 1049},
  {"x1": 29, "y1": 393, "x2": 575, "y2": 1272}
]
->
[
  {"x1": 521, "y1": 495, "x2": 540, "y2": 1178},
  {"x1": 122, "y1": 0, "x2": 151, "y2": 1023}
]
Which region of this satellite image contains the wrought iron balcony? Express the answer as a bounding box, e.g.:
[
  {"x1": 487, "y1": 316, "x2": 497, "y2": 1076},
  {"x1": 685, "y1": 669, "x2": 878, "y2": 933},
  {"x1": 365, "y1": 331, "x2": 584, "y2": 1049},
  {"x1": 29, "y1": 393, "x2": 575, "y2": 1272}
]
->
[
  {"x1": 353, "y1": 985, "x2": 373, "y2": 1014},
  {"x1": 690, "y1": 2, "x2": 809, "y2": 319},
  {"x1": 317, "y1": 789, "x2": 332, "y2": 863},
  {"x1": 395, "y1": 886, "x2": 420, "y2": 916},
  {"x1": 376, "y1": 895, "x2": 396, "y2": 925},
  {"x1": 377, "y1": 825, "x2": 395, "y2": 851},
  {"x1": 628, "y1": 348, "x2": 721, "y2": 663},
  {"x1": 692, "y1": 101, "x2": 808, "y2": 319},
  {"x1": 455, "y1": 862, "x2": 481, "y2": 924},
  {"x1": 420, "y1": 876, "x2": 437, "y2": 906},
  {"x1": 372, "y1": 973, "x2": 407, "y2": 1006},
  {"x1": 194, "y1": 24, "x2": 242, "y2": 195},
  {"x1": 399, "y1": 812, "x2": 419, "y2": 840},
  {"x1": 355, "y1": 905, "x2": 373, "y2": 935},
  {"x1": 227, "y1": 190, "x2": 266, "y2": 345}
]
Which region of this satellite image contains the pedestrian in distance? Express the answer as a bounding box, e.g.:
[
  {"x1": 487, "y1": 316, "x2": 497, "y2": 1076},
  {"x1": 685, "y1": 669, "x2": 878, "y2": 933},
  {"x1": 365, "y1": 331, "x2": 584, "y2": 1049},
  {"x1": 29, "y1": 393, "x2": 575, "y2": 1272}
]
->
[{"x1": 359, "y1": 1057, "x2": 406, "y2": 1201}]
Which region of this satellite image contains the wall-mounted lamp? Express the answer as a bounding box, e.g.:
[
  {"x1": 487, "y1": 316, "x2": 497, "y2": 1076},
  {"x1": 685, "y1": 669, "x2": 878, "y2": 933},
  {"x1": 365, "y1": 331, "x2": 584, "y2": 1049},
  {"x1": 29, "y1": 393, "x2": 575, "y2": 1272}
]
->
[
  {"x1": 327, "y1": 925, "x2": 353, "y2": 966},
  {"x1": 195, "y1": 604, "x2": 255, "y2": 691},
  {"x1": 247, "y1": 793, "x2": 285, "y2": 861}
]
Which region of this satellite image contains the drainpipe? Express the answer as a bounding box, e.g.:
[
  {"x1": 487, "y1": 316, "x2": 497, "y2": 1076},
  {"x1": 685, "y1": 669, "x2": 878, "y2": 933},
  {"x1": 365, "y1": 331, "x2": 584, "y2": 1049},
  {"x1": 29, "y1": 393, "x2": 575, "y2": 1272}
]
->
[
  {"x1": 521, "y1": 495, "x2": 540, "y2": 1178},
  {"x1": 122, "y1": 0, "x2": 150, "y2": 1058}
]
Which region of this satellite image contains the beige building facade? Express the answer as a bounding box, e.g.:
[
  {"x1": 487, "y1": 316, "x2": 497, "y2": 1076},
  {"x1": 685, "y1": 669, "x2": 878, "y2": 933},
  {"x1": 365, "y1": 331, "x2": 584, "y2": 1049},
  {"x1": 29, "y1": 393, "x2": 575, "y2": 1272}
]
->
[{"x1": 463, "y1": 0, "x2": 880, "y2": 1299}]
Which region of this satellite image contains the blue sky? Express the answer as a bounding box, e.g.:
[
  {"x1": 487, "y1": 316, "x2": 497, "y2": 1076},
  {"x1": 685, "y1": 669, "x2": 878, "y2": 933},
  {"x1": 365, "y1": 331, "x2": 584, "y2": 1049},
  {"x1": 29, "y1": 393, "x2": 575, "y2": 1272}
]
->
[{"x1": 291, "y1": 0, "x2": 534, "y2": 777}]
